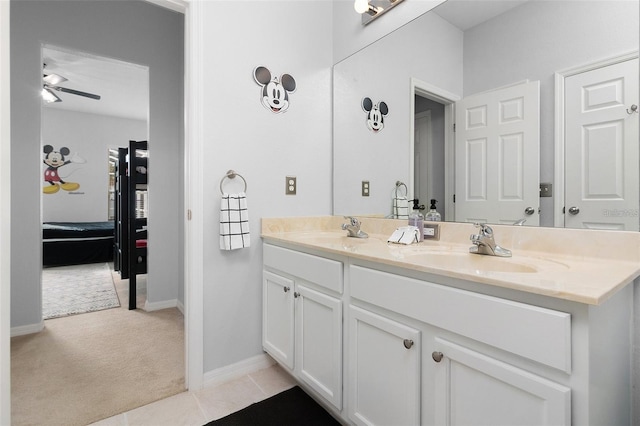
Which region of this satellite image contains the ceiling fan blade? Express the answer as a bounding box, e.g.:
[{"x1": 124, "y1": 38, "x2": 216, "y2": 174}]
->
[
  {"x1": 43, "y1": 73, "x2": 68, "y2": 85},
  {"x1": 50, "y1": 85, "x2": 101, "y2": 100}
]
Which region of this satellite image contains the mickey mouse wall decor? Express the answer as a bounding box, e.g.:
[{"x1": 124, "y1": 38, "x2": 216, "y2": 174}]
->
[
  {"x1": 362, "y1": 97, "x2": 389, "y2": 133},
  {"x1": 42, "y1": 144, "x2": 84, "y2": 194},
  {"x1": 253, "y1": 66, "x2": 296, "y2": 114}
]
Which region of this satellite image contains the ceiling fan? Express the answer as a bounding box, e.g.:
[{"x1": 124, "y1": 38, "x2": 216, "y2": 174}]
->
[{"x1": 42, "y1": 64, "x2": 101, "y2": 103}]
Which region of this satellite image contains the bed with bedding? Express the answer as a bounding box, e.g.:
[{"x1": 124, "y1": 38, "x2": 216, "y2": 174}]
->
[{"x1": 42, "y1": 221, "x2": 114, "y2": 266}]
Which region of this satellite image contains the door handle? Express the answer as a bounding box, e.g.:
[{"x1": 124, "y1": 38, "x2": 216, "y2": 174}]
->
[
  {"x1": 568, "y1": 206, "x2": 580, "y2": 215},
  {"x1": 524, "y1": 207, "x2": 535, "y2": 215}
]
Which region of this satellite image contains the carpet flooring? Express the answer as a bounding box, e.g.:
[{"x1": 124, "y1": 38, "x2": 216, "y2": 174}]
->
[
  {"x1": 42, "y1": 262, "x2": 120, "y2": 319},
  {"x1": 206, "y1": 386, "x2": 341, "y2": 426},
  {"x1": 11, "y1": 267, "x2": 185, "y2": 426}
]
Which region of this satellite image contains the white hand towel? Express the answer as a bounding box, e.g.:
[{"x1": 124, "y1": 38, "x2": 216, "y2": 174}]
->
[
  {"x1": 393, "y1": 196, "x2": 409, "y2": 219},
  {"x1": 387, "y1": 226, "x2": 420, "y2": 245},
  {"x1": 220, "y1": 192, "x2": 250, "y2": 250}
]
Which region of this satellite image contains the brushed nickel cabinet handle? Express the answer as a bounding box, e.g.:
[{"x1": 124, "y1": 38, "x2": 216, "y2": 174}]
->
[
  {"x1": 403, "y1": 339, "x2": 414, "y2": 349},
  {"x1": 283, "y1": 286, "x2": 290, "y2": 293},
  {"x1": 432, "y1": 351, "x2": 444, "y2": 363},
  {"x1": 294, "y1": 292, "x2": 301, "y2": 298}
]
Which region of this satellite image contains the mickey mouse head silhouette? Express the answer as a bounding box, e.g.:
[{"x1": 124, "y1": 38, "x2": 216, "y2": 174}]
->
[
  {"x1": 254, "y1": 66, "x2": 296, "y2": 114},
  {"x1": 362, "y1": 97, "x2": 389, "y2": 133}
]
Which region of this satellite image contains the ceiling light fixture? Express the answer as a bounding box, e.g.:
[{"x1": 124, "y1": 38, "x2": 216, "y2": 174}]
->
[
  {"x1": 41, "y1": 87, "x2": 61, "y2": 103},
  {"x1": 354, "y1": 0, "x2": 405, "y2": 25}
]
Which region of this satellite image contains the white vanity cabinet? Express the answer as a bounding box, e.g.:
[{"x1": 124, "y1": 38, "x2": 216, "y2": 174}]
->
[
  {"x1": 348, "y1": 305, "x2": 421, "y2": 426},
  {"x1": 262, "y1": 244, "x2": 343, "y2": 410}
]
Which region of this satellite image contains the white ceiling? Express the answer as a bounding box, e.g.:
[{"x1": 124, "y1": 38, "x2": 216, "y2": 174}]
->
[{"x1": 42, "y1": 46, "x2": 149, "y2": 122}]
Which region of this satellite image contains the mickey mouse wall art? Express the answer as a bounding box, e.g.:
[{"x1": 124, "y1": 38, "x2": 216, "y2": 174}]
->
[
  {"x1": 42, "y1": 144, "x2": 83, "y2": 194},
  {"x1": 253, "y1": 66, "x2": 296, "y2": 114},
  {"x1": 362, "y1": 97, "x2": 389, "y2": 133}
]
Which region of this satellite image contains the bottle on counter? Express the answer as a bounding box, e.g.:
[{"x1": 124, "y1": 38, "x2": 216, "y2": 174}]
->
[
  {"x1": 408, "y1": 199, "x2": 424, "y2": 241},
  {"x1": 425, "y1": 199, "x2": 442, "y2": 222}
]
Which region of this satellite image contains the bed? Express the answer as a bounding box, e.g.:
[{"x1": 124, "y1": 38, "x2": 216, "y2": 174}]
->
[{"x1": 42, "y1": 221, "x2": 115, "y2": 267}]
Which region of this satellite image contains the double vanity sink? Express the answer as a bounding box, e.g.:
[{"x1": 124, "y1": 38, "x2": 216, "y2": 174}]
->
[
  {"x1": 261, "y1": 216, "x2": 640, "y2": 425},
  {"x1": 262, "y1": 215, "x2": 640, "y2": 305}
]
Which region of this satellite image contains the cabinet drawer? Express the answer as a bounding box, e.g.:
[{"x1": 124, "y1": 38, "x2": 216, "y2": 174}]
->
[
  {"x1": 350, "y1": 265, "x2": 571, "y2": 373},
  {"x1": 264, "y1": 244, "x2": 343, "y2": 293}
]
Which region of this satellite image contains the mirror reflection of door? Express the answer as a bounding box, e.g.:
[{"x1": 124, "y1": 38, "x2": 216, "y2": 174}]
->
[
  {"x1": 414, "y1": 96, "x2": 446, "y2": 217},
  {"x1": 564, "y1": 57, "x2": 639, "y2": 231},
  {"x1": 454, "y1": 81, "x2": 540, "y2": 226}
]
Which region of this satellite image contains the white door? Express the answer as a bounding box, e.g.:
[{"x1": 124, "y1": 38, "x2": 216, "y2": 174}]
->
[
  {"x1": 348, "y1": 305, "x2": 421, "y2": 426},
  {"x1": 296, "y1": 284, "x2": 343, "y2": 410},
  {"x1": 433, "y1": 338, "x2": 570, "y2": 426},
  {"x1": 564, "y1": 58, "x2": 639, "y2": 231},
  {"x1": 455, "y1": 81, "x2": 540, "y2": 225},
  {"x1": 262, "y1": 271, "x2": 295, "y2": 369}
]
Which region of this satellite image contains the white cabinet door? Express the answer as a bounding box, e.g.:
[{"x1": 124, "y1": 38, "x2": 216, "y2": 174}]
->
[
  {"x1": 262, "y1": 271, "x2": 295, "y2": 369},
  {"x1": 348, "y1": 305, "x2": 421, "y2": 426},
  {"x1": 433, "y1": 338, "x2": 570, "y2": 426},
  {"x1": 296, "y1": 284, "x2": 342, "y2": 410}
]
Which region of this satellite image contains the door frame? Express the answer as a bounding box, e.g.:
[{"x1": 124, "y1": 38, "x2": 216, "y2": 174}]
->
[
  {"x1": 410, "y1": 78, "x2": 459, "y2": 221},
  {"x1": 413, "y1": 110, "x2": 432, "y2": 208},
  {"x1": 553, "y1": 51, "x2": 639, "y2": 228}
]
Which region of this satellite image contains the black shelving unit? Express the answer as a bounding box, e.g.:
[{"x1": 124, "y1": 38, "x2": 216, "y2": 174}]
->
[{"x1": 113, "y1": 140, "x2": 148, "y2": 310}]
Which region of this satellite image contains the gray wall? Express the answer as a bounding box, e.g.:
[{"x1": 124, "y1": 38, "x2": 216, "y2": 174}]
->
[
  {"x1": 463, "y1": 0, "x2": 639, "y2": 226},
  {"x1": 10, "y1": 0, "x2": 184, "y2": 328}
]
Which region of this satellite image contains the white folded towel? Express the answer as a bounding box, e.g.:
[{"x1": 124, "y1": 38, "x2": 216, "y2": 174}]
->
[
  {"x1": 393, "y1": 196, "x2": 409, "y2": 219},
  {"x1": 220, "y1": 192, "x2": 250, "y2": 250},
  {"x1": 388, "y1": 226, "x2": 420, "y2": 245}
]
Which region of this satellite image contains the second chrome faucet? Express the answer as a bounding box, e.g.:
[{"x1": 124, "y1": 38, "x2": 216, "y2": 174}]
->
[
  {"x1": 342, "y1": 216, "x2": 369, "y2": 239},
  {"x1": 469, "y1": 223, "x2": 511, "y2": 257}
]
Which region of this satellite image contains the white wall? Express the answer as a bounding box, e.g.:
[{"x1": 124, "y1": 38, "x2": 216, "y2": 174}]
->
[
  {"x1": 333, "y1": 10, "x2": 462, "y2": 216},
  {"x1": 10, "y1": 0, "x2": 183, "y2": 329},
  {"x1": 332, "y1": 0, "x2": 445, "y2": 63},
  {"x1": 463, "y1": 0, "x2": 639, "y2": 226},
  {"x1": 199, "y1": 1, "x2": 333, "y2": 372},
  {"x1": 42, "y1": 109, "x2": 146, "y2": 223}
]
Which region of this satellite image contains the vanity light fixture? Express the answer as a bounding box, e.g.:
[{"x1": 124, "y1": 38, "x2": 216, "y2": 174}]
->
[
  {"x1": 41, "y1": 87, "x2": 61, "y2": 103},
  {"x1": 354, "y1": 0, "x2": 405, "y2": 26}
]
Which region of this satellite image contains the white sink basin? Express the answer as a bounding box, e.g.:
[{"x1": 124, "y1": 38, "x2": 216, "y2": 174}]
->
[{"x1": 413, "y1": 252, "x2": 538, "y2": 274}]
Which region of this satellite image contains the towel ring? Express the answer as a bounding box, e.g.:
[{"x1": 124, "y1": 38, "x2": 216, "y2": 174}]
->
[
  {"x1": 220, "y1": 170, "x2": 247, "y2": 194},
  {"x1": 395, "y1": 181, "x2": 408, "y2": 198}
]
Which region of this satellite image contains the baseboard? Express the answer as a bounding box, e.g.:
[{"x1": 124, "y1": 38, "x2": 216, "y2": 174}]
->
[
  {"x1": 203, "y1": 353, "x2": 276, "y2": 389},
  {"x1": 176, "y1": 299, "x2": 184, "y2": 315},
  {"x1": 11, "y1": 320, "x2": 44, "y2": 337},
  {"x1": 143, "y1": 298, "x2": 178, "y2": 312}
]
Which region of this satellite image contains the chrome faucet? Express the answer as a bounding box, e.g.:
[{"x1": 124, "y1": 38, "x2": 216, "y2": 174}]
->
[
  {"x1": 342, "y1": 216, "x2": 369, "y2": 238},
  {"x1": 469, "y1": 223, "x2": 511, "y2": 257}
]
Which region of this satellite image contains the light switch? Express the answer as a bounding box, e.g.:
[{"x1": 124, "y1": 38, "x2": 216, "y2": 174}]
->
[{"x1": 362, "y1": 181, "x2": 370, "y2": 197}]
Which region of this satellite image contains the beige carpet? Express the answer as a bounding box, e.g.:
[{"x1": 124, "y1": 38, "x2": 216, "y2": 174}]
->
[{"x1": 11, "y1": 268, "x2": 185, "y2": 426}]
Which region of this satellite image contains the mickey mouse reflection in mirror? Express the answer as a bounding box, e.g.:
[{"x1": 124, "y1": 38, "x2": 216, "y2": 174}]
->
[{"x1": 362, "y1": 97, "x2": 388, "y2": 133}]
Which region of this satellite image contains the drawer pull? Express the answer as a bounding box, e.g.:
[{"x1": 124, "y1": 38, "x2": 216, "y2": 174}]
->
[
  {"x1": 283, "y1": 286, "x2": 290, "y2": 293},
  {"x1": 432, "y1": 351, "x2": 444, "y2": 363},
  {"x1": 294, "y1": 292, "x2": 301, "y2": 298},
  {"x1": 403, "y1": 339, "x2": 414, "y2": 349}
]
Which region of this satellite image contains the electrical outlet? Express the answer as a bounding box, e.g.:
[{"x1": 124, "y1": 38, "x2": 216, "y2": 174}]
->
[
  {"x1": 286, "y1": 176, "x2": 297, "y2": 195},
  {"x1": 540, "y1": 183, "x2": 552, "y2": 197},
  {"x1": 362, "y1": 180, "x2": 370, "y2": 197}
]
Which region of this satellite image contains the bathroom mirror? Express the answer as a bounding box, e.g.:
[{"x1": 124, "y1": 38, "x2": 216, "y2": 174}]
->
[{"x1": 333, "y1": 0, "x2": 639, "y2": 229}]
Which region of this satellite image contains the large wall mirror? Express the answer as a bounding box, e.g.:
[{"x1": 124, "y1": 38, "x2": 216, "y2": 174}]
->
[{"x1": 333, "y1": 0, "x2": 639, "y2": 230}]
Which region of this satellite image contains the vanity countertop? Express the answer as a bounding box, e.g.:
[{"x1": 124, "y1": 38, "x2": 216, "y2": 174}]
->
[{"x1": 261, "y1": 216, "x2": 640, "y2": 305}]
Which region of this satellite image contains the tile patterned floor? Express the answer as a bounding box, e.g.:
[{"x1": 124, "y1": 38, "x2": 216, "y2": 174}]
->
[{"x1": 90, "y1": 364, "x2": 297, "y2": 426}]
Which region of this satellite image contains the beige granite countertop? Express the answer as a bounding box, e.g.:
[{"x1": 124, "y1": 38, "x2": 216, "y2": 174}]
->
[{"x1": 261, "y1": 216, "x2": 640, "y2": 305}]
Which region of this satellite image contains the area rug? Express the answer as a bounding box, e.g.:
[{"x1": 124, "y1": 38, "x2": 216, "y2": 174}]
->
[
  {"x1": 42, "y1": 262, "x2": 120, "y2": 319},
  {"x1": 206, "y1": 386, "x2": 341, "y2": 426}
]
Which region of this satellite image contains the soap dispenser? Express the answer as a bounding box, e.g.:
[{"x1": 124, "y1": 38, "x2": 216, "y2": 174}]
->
[
  {"x1": 408, "y1": 199, "x2": 424, "y2": 241},
  {"x1": 425, "y1": 199, "x2": 442, "y2": 222}
]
